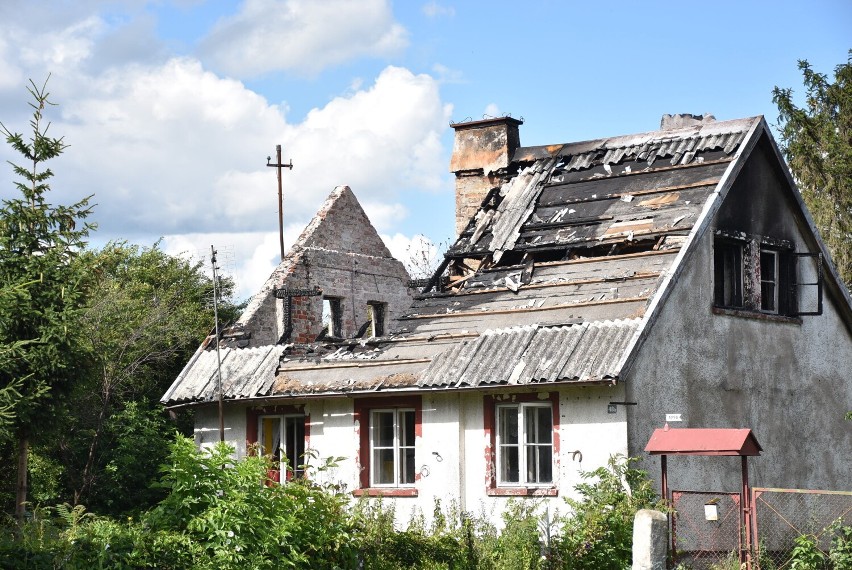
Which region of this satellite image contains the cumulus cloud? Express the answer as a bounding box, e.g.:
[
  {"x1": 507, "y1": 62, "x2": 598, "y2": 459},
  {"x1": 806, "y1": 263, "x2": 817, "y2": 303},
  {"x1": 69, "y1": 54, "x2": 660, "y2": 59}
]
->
[
  {"x1": 0, "y1": 3, "x2": 452, "y2": 303},
  {"x1": 199, "y1": 0, "x2": 409, "y2": 78}
]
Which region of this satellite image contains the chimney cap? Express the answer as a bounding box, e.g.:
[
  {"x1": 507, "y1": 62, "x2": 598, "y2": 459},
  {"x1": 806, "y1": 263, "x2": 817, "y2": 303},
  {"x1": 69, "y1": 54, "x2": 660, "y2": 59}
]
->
[{"x1": 450, "y1": 116, "x2": 524, "y2": 130}]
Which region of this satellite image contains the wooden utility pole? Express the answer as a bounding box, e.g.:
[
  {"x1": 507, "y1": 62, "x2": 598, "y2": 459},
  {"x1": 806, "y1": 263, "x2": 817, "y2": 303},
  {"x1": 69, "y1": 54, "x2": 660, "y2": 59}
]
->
[{"x1": 266, "y1": 145, "x2": 293, "y2": 261}]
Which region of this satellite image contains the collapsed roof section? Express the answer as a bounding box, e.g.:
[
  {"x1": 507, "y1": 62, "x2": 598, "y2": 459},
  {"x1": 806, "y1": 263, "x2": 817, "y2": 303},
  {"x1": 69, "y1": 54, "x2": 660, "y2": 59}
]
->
[{"x1": 162, "y1": 116, "x2": 762, "y2": 407}]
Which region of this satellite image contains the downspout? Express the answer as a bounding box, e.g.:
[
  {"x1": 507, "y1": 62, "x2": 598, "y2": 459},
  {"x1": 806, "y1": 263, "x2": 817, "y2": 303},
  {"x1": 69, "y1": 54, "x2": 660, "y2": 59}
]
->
[{"x1": 458, "y1": 392, "x2": 467, "y2": 513}]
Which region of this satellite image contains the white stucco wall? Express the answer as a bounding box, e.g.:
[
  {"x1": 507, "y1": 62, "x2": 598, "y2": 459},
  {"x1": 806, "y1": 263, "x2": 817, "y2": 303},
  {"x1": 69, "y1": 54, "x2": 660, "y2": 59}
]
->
[{"x1": 193, "y1": 384, "x2": 630, "y2": 529}]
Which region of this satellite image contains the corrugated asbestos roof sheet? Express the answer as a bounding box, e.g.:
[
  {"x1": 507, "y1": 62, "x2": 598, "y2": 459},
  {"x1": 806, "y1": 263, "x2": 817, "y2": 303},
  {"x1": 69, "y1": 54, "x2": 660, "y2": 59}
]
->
[
  {"x1": 161, "y1": 344, "x2": 285, "y2": 404},
  {"x1": 419, "y1": 319, "x2": 640, "y2": 388}
]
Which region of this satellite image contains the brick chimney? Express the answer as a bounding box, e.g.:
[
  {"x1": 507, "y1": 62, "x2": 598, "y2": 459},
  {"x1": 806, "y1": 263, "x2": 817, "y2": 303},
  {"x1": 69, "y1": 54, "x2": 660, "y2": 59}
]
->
[{"x1": 450, "y1": 117, "x2": 522, "y2": 236}]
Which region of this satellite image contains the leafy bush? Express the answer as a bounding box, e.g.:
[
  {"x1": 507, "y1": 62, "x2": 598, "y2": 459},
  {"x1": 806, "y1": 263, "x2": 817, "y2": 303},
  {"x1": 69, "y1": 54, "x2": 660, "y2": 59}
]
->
[
  {"x1": 552, "y1": 455, "x2": 664, "y2": 570},
  {"x1": 789, "y1": 533, "x2": 825, "y2": 569},
  {"x1": 828, "y1": 521, "x2": 852, "y2": 569}
]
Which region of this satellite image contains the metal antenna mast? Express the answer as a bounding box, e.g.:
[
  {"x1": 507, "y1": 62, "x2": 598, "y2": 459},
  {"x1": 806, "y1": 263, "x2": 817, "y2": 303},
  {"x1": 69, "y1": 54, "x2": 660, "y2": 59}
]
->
[
  {"x1": 211, "y1": 245, "x2": 225, "y2": 443},
  {"x1": 266, "y1": 145, "x2": 293, "y2": 262}
]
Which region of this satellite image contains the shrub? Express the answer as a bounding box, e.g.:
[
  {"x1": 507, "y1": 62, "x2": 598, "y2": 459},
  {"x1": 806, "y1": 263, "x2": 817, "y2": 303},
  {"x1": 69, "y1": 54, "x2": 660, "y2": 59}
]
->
[{"x1": 552, "y1": 455, "x2": 664, "y2": 570}]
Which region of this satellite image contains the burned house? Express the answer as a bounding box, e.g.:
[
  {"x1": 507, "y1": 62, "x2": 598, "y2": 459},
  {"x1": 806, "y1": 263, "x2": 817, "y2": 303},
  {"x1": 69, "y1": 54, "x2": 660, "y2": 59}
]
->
[{"x1": 162, "y1": 114, "x2": 852, "y2": 522}]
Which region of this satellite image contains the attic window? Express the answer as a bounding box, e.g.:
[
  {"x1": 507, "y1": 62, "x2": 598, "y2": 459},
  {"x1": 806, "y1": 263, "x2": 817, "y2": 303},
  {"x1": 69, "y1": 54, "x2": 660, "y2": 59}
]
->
[
  {"x1": 713, "y1": 232, "x2": 822, "y2": 317},
  {"x1": 322, "y1": 297, "x2": 343, "y2": 337}
]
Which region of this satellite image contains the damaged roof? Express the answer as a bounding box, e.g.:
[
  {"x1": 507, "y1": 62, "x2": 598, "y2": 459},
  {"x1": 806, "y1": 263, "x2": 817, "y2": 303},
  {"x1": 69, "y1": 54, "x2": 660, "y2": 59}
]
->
[{"x1": 162, "y1": 116, "x2": 763, "y2": 406}]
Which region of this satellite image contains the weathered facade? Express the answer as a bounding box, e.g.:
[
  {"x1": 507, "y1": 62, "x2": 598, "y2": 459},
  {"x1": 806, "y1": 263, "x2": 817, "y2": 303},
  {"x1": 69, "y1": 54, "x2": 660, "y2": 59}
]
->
[{"x1": 163, "y1": 114, "x2": 852, "y2": 526}]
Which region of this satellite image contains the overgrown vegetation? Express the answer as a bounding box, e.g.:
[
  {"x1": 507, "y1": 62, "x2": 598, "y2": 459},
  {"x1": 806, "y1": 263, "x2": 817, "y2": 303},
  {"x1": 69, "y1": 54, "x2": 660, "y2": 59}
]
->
[{"x1": 0, "y1": 447, "x2": 667, "y2": 569}]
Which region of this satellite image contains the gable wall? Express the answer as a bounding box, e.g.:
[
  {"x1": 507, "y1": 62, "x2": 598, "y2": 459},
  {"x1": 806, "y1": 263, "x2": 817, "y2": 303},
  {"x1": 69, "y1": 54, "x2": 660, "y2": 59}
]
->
[
  {"x1": 625, "y1": 138, "x2": 852, "y2": 493},
  {"x1": 229, "y1": 187, "x2": 413, "y2": 346}
]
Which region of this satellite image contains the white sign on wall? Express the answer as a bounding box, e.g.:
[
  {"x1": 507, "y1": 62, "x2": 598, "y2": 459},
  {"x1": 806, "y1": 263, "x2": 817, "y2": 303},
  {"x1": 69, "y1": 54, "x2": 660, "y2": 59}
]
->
[{"x1": 665, "y1": 413, "x2": 683, "y2": 422}]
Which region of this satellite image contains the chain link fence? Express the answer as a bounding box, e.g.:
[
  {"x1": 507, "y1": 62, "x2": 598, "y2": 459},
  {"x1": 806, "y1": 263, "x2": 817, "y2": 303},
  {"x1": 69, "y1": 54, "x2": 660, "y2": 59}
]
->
[{"x1": 752, "y1": 487, "x2": 852, "y2": 569}]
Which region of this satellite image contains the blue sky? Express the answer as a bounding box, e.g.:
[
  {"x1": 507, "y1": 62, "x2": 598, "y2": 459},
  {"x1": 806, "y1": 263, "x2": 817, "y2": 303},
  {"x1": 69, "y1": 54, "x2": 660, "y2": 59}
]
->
[{"x1": 0, "y1": 0, "x2": 849, "y2": 300}]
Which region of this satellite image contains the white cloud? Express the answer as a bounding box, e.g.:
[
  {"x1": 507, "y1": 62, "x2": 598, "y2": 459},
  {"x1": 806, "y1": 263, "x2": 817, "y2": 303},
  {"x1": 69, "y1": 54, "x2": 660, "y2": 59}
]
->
[
  {"x1": 484, "y1": 103, "x2": 502, "y2": 118},
  {"x1": 161, "y1": 224, "x2": 304, "y2": 302},
  {"x1": 19, "y1": 59, "x2": 452, "y2": 301},
  {"x1": 422, "y1": 2, "x2": 455, "y2": 18},
  {"x1": 363, "y1": 201, "x2": 408, "y2": 233},
  {"x1": 381, "y1": 233, "x2": 443, "y2": 279},
  {"x1": 18, "y1": 16, "x2": 103, "y2": 69},
  {"x1": 199, "y1": 0, "x2": 409, "y2": 78},
  {"x1": 0, "y1": 4, "x2": 452, "y2": 305}
]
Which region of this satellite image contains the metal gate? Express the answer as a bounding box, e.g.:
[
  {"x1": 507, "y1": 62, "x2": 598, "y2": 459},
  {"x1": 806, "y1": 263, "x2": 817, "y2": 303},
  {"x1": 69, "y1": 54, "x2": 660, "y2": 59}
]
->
[{"x1": 671, "y1": 490, "x2": 742, "y2": 569}]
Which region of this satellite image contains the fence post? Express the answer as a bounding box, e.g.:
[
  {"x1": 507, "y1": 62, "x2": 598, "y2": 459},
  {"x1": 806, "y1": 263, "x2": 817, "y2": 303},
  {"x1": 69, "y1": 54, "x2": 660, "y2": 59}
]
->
[{"x1": 633, "y1": 509, "x2": 668, "y2": 570}]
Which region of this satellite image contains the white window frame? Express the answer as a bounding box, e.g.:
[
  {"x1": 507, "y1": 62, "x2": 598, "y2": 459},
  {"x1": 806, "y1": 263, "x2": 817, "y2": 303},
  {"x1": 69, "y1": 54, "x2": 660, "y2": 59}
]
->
[
  {"x1": 496, "y1": 403, "x2": 554, "y2": 486},
  {"x1": 369, "y1": 408, "x2": 415, "y2": 487},
  {"x1": 258, "y1": 414, "x2": 306, "y2": 481},
  {"x1": 760, "y1": 248, "x2": 779, "y2": 314}
]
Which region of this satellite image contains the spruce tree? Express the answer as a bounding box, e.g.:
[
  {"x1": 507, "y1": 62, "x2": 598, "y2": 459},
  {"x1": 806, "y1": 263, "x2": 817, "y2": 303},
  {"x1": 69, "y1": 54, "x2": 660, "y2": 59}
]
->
[
  {"x1": 0, "y1": 78, "x2": 94, "y2": 518},
  {"x1": 773, "y1": 52, "x2": 852, "y2": 289}
]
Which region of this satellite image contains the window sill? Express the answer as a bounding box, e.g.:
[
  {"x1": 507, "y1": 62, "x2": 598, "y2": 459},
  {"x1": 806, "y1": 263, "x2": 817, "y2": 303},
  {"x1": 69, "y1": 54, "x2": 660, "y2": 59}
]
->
[
  {"x1": 712, "y1": 306, "x2": 802, "y2": 324},
  {"x1": 353, "y1": 488, "x2": 418, "y2": 497},
  {"x1": 487, "y1": 487, "x2": 558, "y2": 497}
]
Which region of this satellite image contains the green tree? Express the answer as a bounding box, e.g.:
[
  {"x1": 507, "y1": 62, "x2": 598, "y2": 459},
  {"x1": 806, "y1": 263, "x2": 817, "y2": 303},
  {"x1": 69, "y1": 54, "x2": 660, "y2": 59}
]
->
[
  {"x1": 0, "y1": 78, "x2": 94, "y2": 519},
  {"x1": 50, "y1": 241, "x2": 237, "y2": 513},
  {"x1": 773, "y1": 51, "x2": 852, "y2": 288}
]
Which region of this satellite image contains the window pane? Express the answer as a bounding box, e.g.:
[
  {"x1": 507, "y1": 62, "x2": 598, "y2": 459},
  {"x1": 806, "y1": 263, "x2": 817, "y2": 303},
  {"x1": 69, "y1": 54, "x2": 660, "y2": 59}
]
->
[
  {"x1": 524, "y1": 406, "x2": 552, "y2": 444},
  {"x1": 400, "y1": 410, "x2": 415, "y2": 447},
  {"x1": 527, "y1": 445, "x2": 553, "y2": 483},
  {"x1": 260, "y1": 417, "x2": 282, "y2": 460},
  {"x1": 373, "y1": 448, "x2": 395, "y2": 485},
  {"x1": 401, "y1": 446, "x2": 415, "y2": 484},
  {"x1": 760, "y1": 250, "x2": 778, "y2": 312},
  {"x1": 501, "y1": 446, "x2": 519, "y2": 483},
  {"x1": 285, "y1": 416, "x2": 305, "y2": 478},
  {"x1": 498, "y1": 406, "x2": 519, "y2": 445},
  {"x1": 760, "y1": 251, "x2": 776, "y2": 277},
  {"x1": 372, "y1": 411, "x2": 395, "y2": 447},
  {"x1": 761, "y1": 283, "x2": 777, "y2": 312}
]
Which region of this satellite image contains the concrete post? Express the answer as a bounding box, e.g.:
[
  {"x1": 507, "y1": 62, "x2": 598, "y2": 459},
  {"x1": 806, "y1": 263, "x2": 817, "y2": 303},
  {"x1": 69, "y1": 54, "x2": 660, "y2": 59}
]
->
[{"x1": 632, "y1": 509, "x2": 668, "y2": 570}]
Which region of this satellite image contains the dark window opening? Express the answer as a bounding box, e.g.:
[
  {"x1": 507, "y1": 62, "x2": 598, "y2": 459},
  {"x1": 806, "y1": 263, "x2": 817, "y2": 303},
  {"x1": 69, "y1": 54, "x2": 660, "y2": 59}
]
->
[
  {"x1": 713, "y1": 233, "x2": 815, "y2": 318},
  {"x1": 367, "y1": 302, "x2": 386, "y2": 337},
  {"x1": 322, "y1": 297, "x2": 343, "y2": 338},
  {"x1": 714, "y1": 240, "x2": 744, "y2": 308}
]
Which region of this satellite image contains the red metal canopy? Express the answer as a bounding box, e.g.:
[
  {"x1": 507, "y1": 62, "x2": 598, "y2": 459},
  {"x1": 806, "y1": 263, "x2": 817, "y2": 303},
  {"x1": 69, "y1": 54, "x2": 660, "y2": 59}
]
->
[{"x1": 644, "y1": 428, "x2": 762, "y2": 456}]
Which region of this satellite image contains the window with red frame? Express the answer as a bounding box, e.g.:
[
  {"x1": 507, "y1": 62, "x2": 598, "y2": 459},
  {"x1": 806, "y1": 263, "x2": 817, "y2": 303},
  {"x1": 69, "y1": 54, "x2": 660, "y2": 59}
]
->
[
  {"x1": 485, "y1": 393, "x2": 559, "y2": 494},
  {"x1": 247, "y1": 407, "x2": 308, "y2": 483},
  {"x1": 354, "y1": 396, "x2": 421, "y2": 493},
  {"x1": 497, "y1": 403, "x2": 553, "y2": 485}
]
